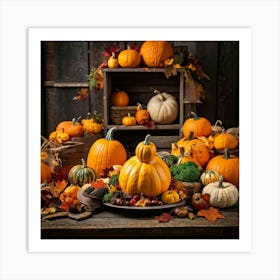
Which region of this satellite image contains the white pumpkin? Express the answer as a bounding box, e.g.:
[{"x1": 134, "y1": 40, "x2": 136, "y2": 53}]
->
[
  {"x1": 147, "y1": 90, "x2": 178, "y2": 124},
  {"x1": 202, "y1": 176, "x2": 239, "y2": 208}
]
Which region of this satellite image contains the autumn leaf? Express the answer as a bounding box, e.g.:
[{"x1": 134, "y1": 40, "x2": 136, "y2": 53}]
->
[
  {"x1": 73, "y1": 88, "x2": 88, "y2": 101},
  {"x1": 197, "y1": 207, "x2": 225, "y2": 222},
  {"x1": 54, "y1": 180, "x2": 68, "y2": 197},
  {"x1": 155, "y1": 212, "x2": 173, "y2": 222},
  {"x1": 41, "y1": 207, "x2": 57, "y2": 215},
  {"x1": 164, "y1": 65, "x2": 178, "y2": 79}
]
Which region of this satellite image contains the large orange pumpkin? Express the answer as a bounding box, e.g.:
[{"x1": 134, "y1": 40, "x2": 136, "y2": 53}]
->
[
  {"x1": 206, "y1": 148, "x2": 239, "y2": 187},
  {"x1": 119, "y1": 135, "x2": 171, "y2": 197},
  {"x1": 87, "y1": 127, "x2": 127, "y2": 178},
  {"x1": 140, "y1": 41, "x2": 173, "y2": 67},
  {"x1": 182, "y1": 112, "x2": 212, "y2": 138}
]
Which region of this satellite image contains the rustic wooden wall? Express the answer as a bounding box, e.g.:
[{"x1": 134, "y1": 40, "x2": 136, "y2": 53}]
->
[{"x1": 41, "y1": 41, "x2": 239, "y2": 137}]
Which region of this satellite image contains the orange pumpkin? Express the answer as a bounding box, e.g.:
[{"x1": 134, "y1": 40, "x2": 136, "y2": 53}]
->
[
  {"x1": 118, "y1": 47, "x2": 141, "y2": 68},
  {"x1": 182, "y1": 112, "x2": 212, "y2": 138},
  {"x1": 110, "y1": 90, "x2": 129, "y2": 106},
  {"x1": 177, "y1": 146, "x2": 201, "y2": 168},
  {"x1": 135, "y1": 134, "x2": 157, "y2": 163},
  {"x1": 206, "y1": 148, "x2": 239, "y2": 187},
  {"x1": 56, "y1": 117, "x2": 84, "y2": 137},
  {"x1": 41, "y1": 162, "x2": 52, "y2": 183},
  {"x1": 140, "y1": 41, "x2": 173, "y2": 67},
  {"x1": 135, "y1": 103, "x2": 150, "y2": 125},
  {"x1": 87, "y1": 127, "x2": 127, "y2": 178},
  {"x1": 214, "y1": 132, "x2": 239, "y2": 150},
  {"x1": 122, "y1": 113, "x2": 136, "y2": 126}
]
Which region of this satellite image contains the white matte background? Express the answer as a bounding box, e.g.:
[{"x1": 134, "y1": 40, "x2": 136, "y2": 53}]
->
[{"x1": 0, "y1": 0, "x2": 279, "y2": 280}]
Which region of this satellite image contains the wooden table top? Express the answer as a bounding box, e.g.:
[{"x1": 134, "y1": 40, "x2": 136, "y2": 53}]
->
[{"x1": 41, "y1": 205, "x2": 239, "y2": 239}]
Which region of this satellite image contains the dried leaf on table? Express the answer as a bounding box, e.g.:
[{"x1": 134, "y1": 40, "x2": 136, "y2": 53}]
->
[
  {"x1": 41, "y1": 207, "x2": 57, "y2": 215},
  {"x1": 155, "y1": 212, "x2": 173, "y2": 223},
  {"x1": 197, "y1": 207, "x2": 225, "y2": 222}
]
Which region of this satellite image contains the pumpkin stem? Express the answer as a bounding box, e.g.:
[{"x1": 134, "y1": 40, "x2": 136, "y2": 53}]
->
[
  {"x1": 214, "y1": 119, "x2": 223, "y2": 127},
  {"x1": 81, "y1": 158, "x2": 86, "y2": 167},
  {"x1": 144, "y1": 134, "x2": 151, "y2": 145},
  {"x1": 105, "y1": 127, "x2": 117, "y2": 140},
  {"x1": 187, "y1": 131, "x2": 194, "y2": 140},
  {"x1": 224, "y1": 148, "x2": 230, "y2": 159},
  {"x1": 86, "y1": 112, "x2": 91, "y2": 119},
  {"x1": 190, "y1": 111, "x2": 199, "y2": 120},
  {"x1": 218, "y1": 175, "x2": 224, "y2": 188},
  {"x1": 72, "y1": 116, "x2": 82, "y2": 125}
]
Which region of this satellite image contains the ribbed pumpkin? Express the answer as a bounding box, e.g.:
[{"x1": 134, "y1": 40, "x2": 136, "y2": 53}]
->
[
  {"x1": 118, "y1": 47, "x2": 141, "y2": 68},
  {"x1": 110, "y1": 90, "x2": 129, "y2": 106},
  {"x1": 214, "y1": 132, "x2": 239, "y2": 150},
  {"x1": 56, "y1": 117, "x2": 84, "y2": 137},
  {"x1": 206, "y1": 148, "x2": 239, "y2": 187},
  {"x1": 119, "y1": 135, "x2": 171, "y2": 197},
  {"x1": 200, "y1": 170, "x2": 220, "y2": 186},
  {"x1": 182, "y1": 112, "x2": 212, "y2": 138},
  {"x1": 135, "y1": 134, "x2": 157, "y2": 163},
  {"x1": 147, "y1": 90, "x2": 178, "y2": 124},
  {"x1": 202, "y1": 176, "x2": 239, "y2": 208},
  {"x1": 140, "y1": 41, "x2": 173, "y2": 67},
  {"x1": 161, "y1": 190, "x2": 180, "y2": 204},
  {"x1": 122, "y1": 113, "x2": 136, "y2": 126},
  {"x1": 68, "y1": 159, "x2": 96, "y2": 187},
  {"x1": 87, "y1": 127, "x2": 127, "y2": 178}
]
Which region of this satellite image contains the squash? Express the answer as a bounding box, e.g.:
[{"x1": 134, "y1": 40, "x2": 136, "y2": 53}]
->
[
  {"x1": 122, "y1": 113, "x2": 136, "y2": 126},
  {"x1": 87, "y1": 127, "x2": 127, "y2": 178},
  {"x1": 156, "y1": 151, "x2": 178, "y2": 167},
  {"x1": 211, "y1": 120, "x2": 224, "y2": 135},
  {"x1": 182, "y1": 112, "x2": 212, "y2": 138},
  {"x1": 119, "y1": 135, "x2": 171, "y2": 197},
  {"x1": 41, "y1": 161, "x2": 52, "y2": 183},
  {"x1": 214, "y1": 132, "x2": 239, "y2": 150},
  {"x1": 110, "y1": 90, "x2": 129, "y2": 106},
  {"x1": 161, "y1": 190, "x2": 180, "y2": 204},
  {"x1": 135, "y1": 134, "x2": 157, "y2": 163},
  {"x1": 82, "y1": 113, "x2": 103, "y2": 134},
  {"x1": 200, "y1": 170, "x2": 220, "y2": 186},
  {"x1": 147, "y1": 90, "x2": 178, "y2": 124},
  {"x1": 206, "y1": 148, "x2": 239, "y2": 187},
  {"x1": 48, "y1": 129, "x2": 70, "y2": 143},
  {"x1": 107, "y1": 52, "x2": 119, "y2": 69},
  {"x1": 140, "y1": 41, "x2": 173, "y2": 67},
  {"x1": 118, "y1": 47, "x2": 141, "y2": 68},
  {"x1": 68, "y1": 159, "x2": 96, "y2": 187},
  {"x1": 135, "y1": 103, "x2": 150, "y2": 125},
  {"x1": 56, "y1": 117, "x2": 84, "y2": 137},
  {"x1": 202, "y1": 176, "x2": 239, "y2": 208}
]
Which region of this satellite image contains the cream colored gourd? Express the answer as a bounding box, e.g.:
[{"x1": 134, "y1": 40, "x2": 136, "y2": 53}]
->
[
  {"x1": 202, "y1": 176, "x2": 239, "y2": 208},
  {"x1": 147, "y1": 90, "x2": 178, "y2": 124}
]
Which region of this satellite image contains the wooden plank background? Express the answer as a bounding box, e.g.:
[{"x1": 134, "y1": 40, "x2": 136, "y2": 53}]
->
[{"x1": 41, "y1": 41, "x2": 239, "y2": 138}]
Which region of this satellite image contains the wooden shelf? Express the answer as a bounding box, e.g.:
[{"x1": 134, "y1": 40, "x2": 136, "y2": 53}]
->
[{"x1": 107, "y1": 124, "x2": 181, "y2": 130}]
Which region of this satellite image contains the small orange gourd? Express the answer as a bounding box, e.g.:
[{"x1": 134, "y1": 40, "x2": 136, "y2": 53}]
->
[
  {"x1": 135, "y1": 103, "x2": 150, "y2": 125},
  {"x1": 118, "y1": 47, "x2": 141, "y2": 68},
  {"x1": 122, "y1": 113, "x2": 136, "y2": 126}
]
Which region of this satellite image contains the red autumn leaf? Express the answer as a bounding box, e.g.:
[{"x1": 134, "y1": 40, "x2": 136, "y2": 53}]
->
[
  {"x1": 129, "y1": 43, "x2": 140, "y2": 52},
  {"x1": 197, "y1": 207, "x2": 225, "y2": 222},
  {"x1": 155, "y1": 212, "x2": 173, "y2": 222},
  {"x1": 201, "y1": 193, "x2": 210, "y2": 203},
  {"x1": 144, "y1": 120, "x2": 156, "y2": 129}
]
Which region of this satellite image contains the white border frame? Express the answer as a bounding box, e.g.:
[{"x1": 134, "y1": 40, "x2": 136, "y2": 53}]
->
[{"x1": 28, "y1": 27, "x2": 252, "y2": 253}]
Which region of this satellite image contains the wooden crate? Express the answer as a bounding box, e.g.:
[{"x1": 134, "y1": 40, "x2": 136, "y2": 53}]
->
[{"x1": 110, "y1": 106, "x2": 137, "y2": 124}]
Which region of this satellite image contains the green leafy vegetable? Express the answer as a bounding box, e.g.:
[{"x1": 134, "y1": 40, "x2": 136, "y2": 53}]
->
[{"x1": 170, "y1": 161, "x2": 202, "y2": 182}]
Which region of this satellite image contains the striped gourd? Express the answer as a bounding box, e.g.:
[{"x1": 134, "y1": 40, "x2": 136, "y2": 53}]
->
[
  {"x1": 68, "y1": 159, "x2": 96, "y2": 187},
  {"x1": 200, "y1": 170, "x2": 220, "y2": 186}
]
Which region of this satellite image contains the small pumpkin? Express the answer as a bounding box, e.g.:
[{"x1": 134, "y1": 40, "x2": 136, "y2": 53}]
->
[
  {"x1": 135, "y1": 103, "x2": 150, "y2": 125},
  {"x1": 118, "y1": 47, "x2": 141, "y2": 68},
  {"x1": 68, "y1": 159, "x2": 96, "y2": 187},
  {"x1": 147, "y1": 90, "x2": 178, "y2": 124},
  {"x1": 82, "y1": 113, "x2": 103, "y2": 134},
  {"x1": 182, "y1": 112, "x2": 212, "y2": 138},
  {"x1": 202, "y1": 176, "x2": 239, "y2": 208},
  {"x1": 56, "y1": 117, "x2": 84, "y2": 137},
  {"x1": 122, "y1": 113, "x2": 136, "y2": 126},
  {"x1": 107, "y1": 52, "x2": 119, "y2": 69},
  {"x1": 140, "y1": 41, "x2": 173, "y2": 67},
  {"x1": 161, "y1": 190, "x2": 180, "y2": 204},
  {"x1": 110, "y1": 90, "x2": 129, "y2": 106},
  {"x1": 214, "y1": 132, "x2": 239, "y2": 150},
  {"x1": 87, "y1": 127, "x2": 127, "y2": 178},
  {"x1": 119, "y1": 134, "x2": 171, "y2": 197},
  {"x1": 135, "y1": 134, "x2": 157, "y2": 163},
  {"x1": 200, "y1": 170, "x2": 220, "y2": 186},
  {"x1": 206, "y1": 148, "x2": 239, "y2": 187},
  {"x1": 48, "y1": 129, "x2": 70, "y2": 143},
  {"x1": 41, "y1": 161, "x2": 52, "y2": 183}
]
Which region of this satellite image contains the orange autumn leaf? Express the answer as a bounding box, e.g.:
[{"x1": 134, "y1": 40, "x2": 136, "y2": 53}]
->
[
  {"x1": 54, "y1": 180, "x2": 68, "y2": 196},
  {"x1": 73, "y1": 88, "x2": 89, "y2": 101},
  {"x1": 197, "y1": 207, "x2": 225, "y2": 222}
]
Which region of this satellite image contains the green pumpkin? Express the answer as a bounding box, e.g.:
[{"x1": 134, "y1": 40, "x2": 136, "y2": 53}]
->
[
  {"x1": 68, "y1": 159, "x2": 96, "y2": 187},
  {"x1": 156, "y1": 151, "x2": 178, "y2": 167}
]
